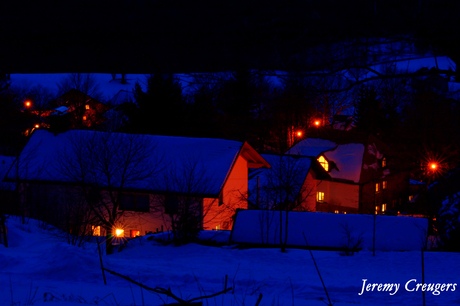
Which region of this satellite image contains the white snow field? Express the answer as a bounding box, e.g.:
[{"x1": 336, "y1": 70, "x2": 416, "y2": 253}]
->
[{"x1": 0, "y1": 217, "x2": 459, "y2": 306}]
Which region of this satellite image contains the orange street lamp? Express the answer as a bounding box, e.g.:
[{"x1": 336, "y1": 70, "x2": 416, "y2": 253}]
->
[
  {"x1": 296, "y1": 130, "x2": 303, "y2": 137},
  {"x1": 314, "y1": 120, "x2": 320, "y2": 127},
  {"x1": 429, "y1": 162, "x2": 438, "y2": 170},
  {"x1": 25, "y1": 101, "x2": 32, "y2": 108},
  {"x1": 34, "y1": 124, "x2": 40, "y2": 129}
]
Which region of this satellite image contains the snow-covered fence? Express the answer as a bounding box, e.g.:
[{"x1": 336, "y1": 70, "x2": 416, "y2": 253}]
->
[{"x1": 230, "y1": 210, "x2": 428, "y2": 251}]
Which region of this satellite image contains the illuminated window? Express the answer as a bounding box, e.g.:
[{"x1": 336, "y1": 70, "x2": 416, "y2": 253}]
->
[
  {"x1": 130, "y1": 230, "x2": 140, "y2": 238},
  {"x1": 409, "y1": 195, "x2": 413, "y2": 202},
  {"x1": 375, "y1": 205, "x2": 380, "y2": 214},
  {"x1": 344, "y1": 212, "x2": 347, "y2": 214},
  {"x1": 92, "y1": 225, "x2": 101, "y2": 236},
  {"x1": 382, "y1": 157, "x2": 387, "y2": 168},
  {"x1": 85, "y1": 104, "x2": 90, "y2": 110},
  {"x1": 115, "y1": 228, "x2": 124, "y2": 237},
  {"x1": 215, "y1": 224, "x2": 221, "y2": 230},
  {"x1": 382, "y1": 203, "x2": 387, "y2": 212},
  {"x1": 375, "y1": 183, "x2": 379, "y2": 193},
  {"x1": 382, "y1": 181, "x2": 387, "y2": 190},
  {"x1": 316, "y1": 191, "x2": 325, "y2": 202},
  {"x1": 334, "y1": 210, "x2": 339, "y2": 214},
  {"x1": 317, "y1": 156, "x2": 329, "y2": 171},
  {"x1": 83, "y1": 116, "x2": 87, "y2": 121}
]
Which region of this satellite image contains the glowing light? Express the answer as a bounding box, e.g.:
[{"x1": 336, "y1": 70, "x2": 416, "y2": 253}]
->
[
  {"x1": 296, "y1": 131, "x2": 303, "y2": 137},
  {"x1": 430, "y1": 163, "x2": 437, "y2": 170},
  {"x1": 34, "y1": 124, "x2": 39, "y2": 128},
  {"x1": 317, "y1": 156, "x2": 329, "y2": 171},
  {"x1": 130, "y1": 230, "x2": 140, "y2": 238},
  {"x1": 115, "y1": 228, "x2": 124, "y2": 237},
  {"x1": 25, "y1": 101, "x2": 31, "y2": 107},
  {"x1": 314, "y1": 120, "x2": 320, "y2": 126}
]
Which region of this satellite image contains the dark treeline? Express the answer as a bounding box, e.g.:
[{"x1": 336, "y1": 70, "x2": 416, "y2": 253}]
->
[
  {"x1": 1, "y1": 0, "x2": 460, "y2": 73},
  {"x1": 1, "y1": 68, "x2": 459, "y2": 182},
  {"x1": 121, "y1": 69, "x2": 460, "y2": 183}
]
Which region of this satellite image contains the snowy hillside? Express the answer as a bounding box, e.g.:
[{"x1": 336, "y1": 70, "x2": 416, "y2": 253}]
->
[{"x1": 0, "y1": 217, "x2": 459, "y2": 306}]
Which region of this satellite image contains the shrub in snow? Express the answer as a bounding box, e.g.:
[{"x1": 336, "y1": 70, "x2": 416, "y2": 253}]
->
[{"x1": 338, "y1": 222, "x2": 364, "y2": 256}]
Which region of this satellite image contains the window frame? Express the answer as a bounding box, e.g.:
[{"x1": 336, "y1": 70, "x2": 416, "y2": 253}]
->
[
  {"x1": 316, "y1": 191, "x2": 325, "y2": 202},
  {"x1": 119, "y1": 193, "x2": 150, "y2": 212}
]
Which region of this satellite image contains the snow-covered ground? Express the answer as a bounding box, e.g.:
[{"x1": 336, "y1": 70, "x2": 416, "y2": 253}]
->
[{"x1": 1, "y1": 217, "x2": 459, "y2": 306}]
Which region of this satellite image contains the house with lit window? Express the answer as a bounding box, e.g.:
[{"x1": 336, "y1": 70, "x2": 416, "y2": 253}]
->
[
  {"x1": 287, "y1": 130, "x2": 411, "y2": 214},
  {"x1": 248, "y1": 154, "x2": 330, "y2": 212},
  {"x1": 50, "y1": 89, "x2": 109, "y2": 130},
  {"x1": 5, "y1": 129, "x2": 269, "y2": 238}
]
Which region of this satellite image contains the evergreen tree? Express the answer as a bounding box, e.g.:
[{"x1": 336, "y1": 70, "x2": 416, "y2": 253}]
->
[
  {"x1": 132, "y1": 72, "x2": 185, "y2": 136},
  {"x1": 353, "y1": 87, "x2": 384, "y2": 135}
]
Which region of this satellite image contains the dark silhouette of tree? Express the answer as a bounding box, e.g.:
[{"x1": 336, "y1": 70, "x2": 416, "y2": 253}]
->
[
  {"x1": 160, "y1": 157, "x2": 217, "y2": 245},
  {"x1": 354, "y1": 87, "x2": 385, "y2": 135},
  {"x1": 250, "y1": 154, "x2": 315, "y2": 252},
  {"x1": 132, "y1": 72, "x2": 185, "y2": 136},
  {"x1": 57, "y1": 132, "x2": 162, "y2": 255}
]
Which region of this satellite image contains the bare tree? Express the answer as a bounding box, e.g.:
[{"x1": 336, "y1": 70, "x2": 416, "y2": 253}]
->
[
  {"x1": 9, "y1": 84, "x2": 55, "y2": 119},
  {"x1": 56, "y1": 131, "x2": 162, "y2": 254},
  {"x1": 160, "y1": 157, "x2": 218, "y2": 245},
  {"x1": 57, "y1": 73, "x2": 104, "y2": 101},
  {"x1": 251, "y1": 154, "x2": 315, "y2": 252}
]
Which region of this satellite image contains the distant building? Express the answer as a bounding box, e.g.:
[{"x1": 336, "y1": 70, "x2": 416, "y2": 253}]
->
[{"x1": 285, "y1": 130, "x2": 411, "y2": 214}]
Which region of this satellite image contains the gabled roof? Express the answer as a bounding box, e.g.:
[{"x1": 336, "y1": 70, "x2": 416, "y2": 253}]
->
[
  {"x1": 248, "y1": 154, "x2": 316, "y2": 208},
  {"x1": 287, "y1": 130, "x2": 388, "y2": 184},
  {"x1": 6, "y1": 130, "x2": 268, "y2": 197},
  {"x1": 323, "y1": 143, "x2": 365, "y2": 183},
  {"x1": 54, "y1": 89, "x2": 100, "y2": 106},
  {"x1": 109, "y1": 90, "x2": 135, "y2": 106},
  {"x1": 286, "y1": 138, "x2": 336, "y2": 157}
]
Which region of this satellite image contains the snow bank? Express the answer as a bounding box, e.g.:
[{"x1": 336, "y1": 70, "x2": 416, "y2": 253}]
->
[{"x1": 231, "y1": 210, "x2": 428, "y2": 251}]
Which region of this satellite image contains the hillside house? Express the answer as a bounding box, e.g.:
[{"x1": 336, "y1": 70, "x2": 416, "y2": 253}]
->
[
  {"x1": 248, "y1": 154, "x2": 330, "y2": 212},
  {"x1": 5, "y1": 130, "x2": 269, "y2": 238},
  {"x1": 51, "y1": 89, "x2": 109, "y2": 129},
  {"x1": 287, "y1": 130, "x2": 411, "y2": 214}
]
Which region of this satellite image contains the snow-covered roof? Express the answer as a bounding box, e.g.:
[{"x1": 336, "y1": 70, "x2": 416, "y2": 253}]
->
[
  {"x1": 109, "y1": 90, "x2": 136, "y2": 106},
  {"x1": 0, "y1": 155, "x2": 15, "y2": 191},
  {"x1": 287, "y1": 138, "x2": 365, "y2": 183},
  {"x1": 410, "y1": 179, "x2": 426, "y2": 185},
  {"x1": 7, "y1": 130, "x2": 266, "y2": 197},
  {"x1": 286, "y1": 138, "x2": 337, "y2": 157},
  {"x1": 248, "y1": 154, "x2": 312, "y2": 207},
  {"x1": 324, "y1": 143, "x2": 365, "y2": 183},
  {"x1": 53, "y1": 106, "x2": 69, "y2": 114}
]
